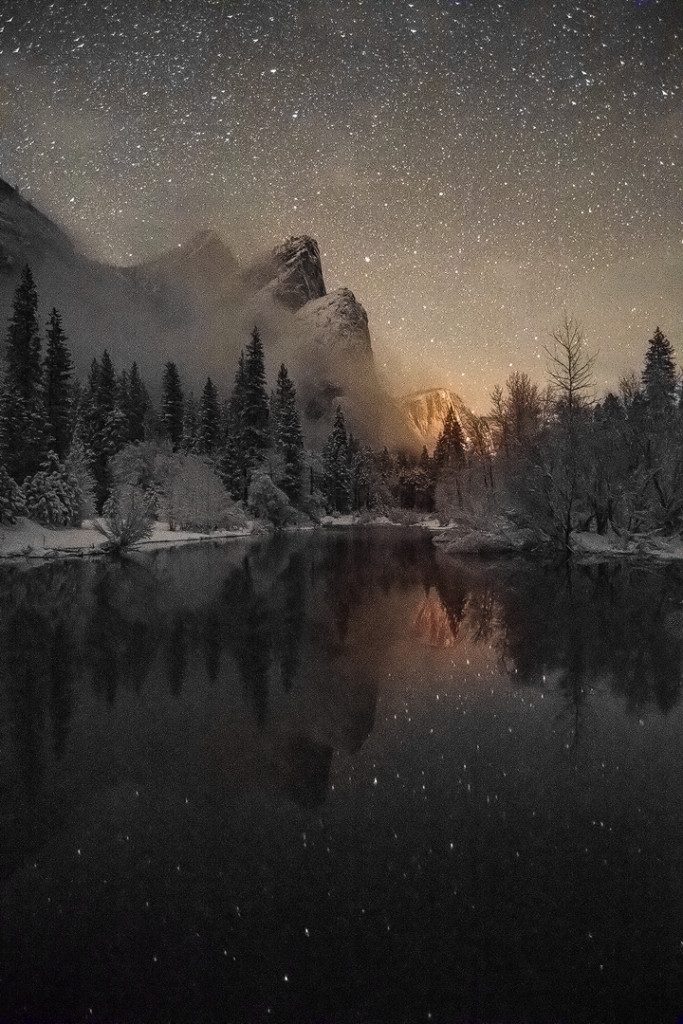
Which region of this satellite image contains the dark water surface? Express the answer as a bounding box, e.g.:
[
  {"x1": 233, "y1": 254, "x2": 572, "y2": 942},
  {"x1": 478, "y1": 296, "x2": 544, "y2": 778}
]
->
[{"x1": 0, "y1": 529, "x2": 682, "y2": 1024}]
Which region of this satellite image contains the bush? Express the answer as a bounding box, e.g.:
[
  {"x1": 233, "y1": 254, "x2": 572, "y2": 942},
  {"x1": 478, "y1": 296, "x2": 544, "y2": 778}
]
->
[
  {"x1": 95, "y1": 484, "x2": 154, "y2": 552},
  {"x1": 0, "y1": 462, "x2": 26, "y2": 524},
  {"x1": 23, "y1": 452, "x2": 81, "y2": 527},
  {"x1": 248, "y1": 471, "x2": 295, "y2": 529},
  {"x1": 163, "y1": 454, "x2": 246, "y2": 532}
]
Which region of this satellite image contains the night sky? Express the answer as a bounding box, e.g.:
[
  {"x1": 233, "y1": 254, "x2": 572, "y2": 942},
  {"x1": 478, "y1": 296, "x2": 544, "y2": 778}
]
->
[{"x1": 0, "y1": 0, "x2": 681, "y2": 408}]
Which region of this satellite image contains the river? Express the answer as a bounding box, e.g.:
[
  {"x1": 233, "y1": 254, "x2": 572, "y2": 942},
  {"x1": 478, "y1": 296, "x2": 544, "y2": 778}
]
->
[{"x1": 0, "y1": 529, "x2": 681, "y2": 1023}]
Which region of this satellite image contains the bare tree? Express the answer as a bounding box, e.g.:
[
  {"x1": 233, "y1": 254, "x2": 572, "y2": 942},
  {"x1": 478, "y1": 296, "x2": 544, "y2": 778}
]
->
[{"x1": 544, "y1": 315, "x2": 597, "y2": 422}]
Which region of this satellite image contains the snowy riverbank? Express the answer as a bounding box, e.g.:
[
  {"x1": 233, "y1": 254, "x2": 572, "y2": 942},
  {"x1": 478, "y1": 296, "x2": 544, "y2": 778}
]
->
[
  {"x1": 432, "y1": 516, "x2": 683, "y2": 563},
  {"x1": 0, "y1": 518, "x2": 255, "y2": 562}
]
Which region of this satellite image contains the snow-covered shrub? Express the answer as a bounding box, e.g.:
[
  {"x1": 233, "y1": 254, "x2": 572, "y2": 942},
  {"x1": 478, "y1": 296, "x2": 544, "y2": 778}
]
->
[
  {"x1": 163, "y1": 454, "x2": 246, "y2": 532},
  {"x1": 248, "y1": 470, "x2": 295, "y2": 529},
  {"x1": 299, "y1": 487, "x2": 326, "y2": 524},
  {"x1": 0, "y1": 462, "x2": 26, "y2": 524},
  {"x1": 95, "y1": 484, "x2": 154, "y2": 552},
  {"x1": 64, "y1": 438, "x2": 96, "y2": 525},
  {"x1": 23, "y1": 451, "x2": 81, "y2": 527}
]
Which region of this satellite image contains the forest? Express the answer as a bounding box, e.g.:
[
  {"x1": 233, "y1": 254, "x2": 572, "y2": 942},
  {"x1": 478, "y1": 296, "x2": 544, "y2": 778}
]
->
[{"x1": 0, "y1": 263, "x2": 680, "y2": 551}]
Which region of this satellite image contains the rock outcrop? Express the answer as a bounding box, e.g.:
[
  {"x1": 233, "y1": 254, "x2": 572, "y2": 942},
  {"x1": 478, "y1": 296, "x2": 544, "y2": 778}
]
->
[
  {"x1": 296, "y1": 287, "x2": 372, "y2": 361},
  {"x1": 243, "y1": 234, "x2": 326, "y2": 310}
]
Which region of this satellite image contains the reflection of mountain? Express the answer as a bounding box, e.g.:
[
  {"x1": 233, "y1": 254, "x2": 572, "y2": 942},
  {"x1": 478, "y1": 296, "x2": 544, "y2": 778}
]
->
[{"x1": 412, "y1": 589, "x2": 459, "y2": 647}]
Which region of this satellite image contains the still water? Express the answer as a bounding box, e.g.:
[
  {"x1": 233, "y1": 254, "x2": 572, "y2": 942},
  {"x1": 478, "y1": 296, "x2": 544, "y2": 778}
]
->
[{"x1": 0, "y1": 529, "x2": 681, "y2": 1024}]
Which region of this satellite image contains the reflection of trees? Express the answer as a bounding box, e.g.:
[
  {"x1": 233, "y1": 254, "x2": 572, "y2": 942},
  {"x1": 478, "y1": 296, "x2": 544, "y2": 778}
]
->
[{"x1": 432, "y1": 556, "x2": 683, "y2": 719}]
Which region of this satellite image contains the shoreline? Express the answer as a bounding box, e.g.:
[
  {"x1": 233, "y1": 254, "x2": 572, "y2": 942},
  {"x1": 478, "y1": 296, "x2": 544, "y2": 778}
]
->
[
  {"x1": 2, "y1": 515, "x2": 683, "y2": 568},
  {"x1": 0, "y1": 518, "x2": 256, "y2": 565}
]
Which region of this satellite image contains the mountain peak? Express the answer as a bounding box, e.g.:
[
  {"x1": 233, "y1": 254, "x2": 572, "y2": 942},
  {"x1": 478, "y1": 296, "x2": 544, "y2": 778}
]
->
[
  {"x1": 297, "y1": 287, "x2": 372, "y2": 360},
  {"x1": 130, "y1": 229, "x2": 239, "y2": 296},
  {"x1": 402, "y1": 388, "x2": 476, "y2": 452},
  {"x1": 243, "y1": 233, "x2": 326, "y2": 310}
]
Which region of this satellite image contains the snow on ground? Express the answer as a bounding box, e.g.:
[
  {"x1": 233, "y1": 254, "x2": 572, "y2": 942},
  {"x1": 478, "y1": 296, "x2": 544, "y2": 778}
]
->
[
  {"x1": 0, "y1": 518, "x2": 253, "y2": 561},
  {"x1": 571, "y1": 530, "x2": 683, "y2": 562},
  {"x1": 320, "y1": 514, "x2": 403, "y2": 528}
]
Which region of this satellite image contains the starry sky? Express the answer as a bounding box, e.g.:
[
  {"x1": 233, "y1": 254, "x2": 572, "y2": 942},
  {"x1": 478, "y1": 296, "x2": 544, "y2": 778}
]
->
[{"x1": 0, "y1": 0, "x2": 681, "y2": 409}]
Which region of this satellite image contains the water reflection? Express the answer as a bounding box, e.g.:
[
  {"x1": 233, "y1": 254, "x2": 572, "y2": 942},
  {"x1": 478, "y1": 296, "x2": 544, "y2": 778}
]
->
[
  {"x1": 1, "y1": 533, "x2": 682, "y2": 1024},
  {"x1": 0, "y1": 535, "x2": 681, "y2": 803}
]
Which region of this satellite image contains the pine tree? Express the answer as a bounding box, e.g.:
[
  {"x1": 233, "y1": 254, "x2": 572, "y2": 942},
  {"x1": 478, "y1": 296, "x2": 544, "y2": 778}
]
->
[
  {"x1": 434, "y1": 408, "x2": 466, "y2": 469},
  {"x1": 43, "y1": 308, "x2": 73, "y2": 458},
  {"x1": 162, "y1": 361, "x2": 184, "y2": 450},
  {"x1": 272, "y1": 363, "x2": 304, "y2": 504},
  {"x1": 181, "y1": 393, "x2": 199, "y2": 452},
  {"x1": 322, "y1": 406, "x2": 352, "y2": 513},
  {"x1": 197, "y1": 377, "x2": 221, "y2": 455},
  {"x1": 242, "y1": 327, "x2": 270, "y2": 471},
  {"x1": 217, "y1": 355, "x2": 248, "y2": 499},
  {"x1": 642, "y1": 326, "x2": 678, "y2": 415},
  {"x1": 126, "y1": 362, "x2": 149, "y2": 443},
  {"x1": 0, "y1": 265, "x2": 51, "y2": 480},
  {"x1": 5, "y1": 264, "x2": 42, "y2": 399},
  {"x1": 75, "y1": 351, "x2": 126, "y2": 509},
  {"x1": 218, "y1": 420, "x2": 245, "y2": 501},
  {"x1": 0, "y1": 460, "x2": 26, "y2": 524},
  {"x1": 23, "y1": 451, "x2": 81, "y2": 527}
]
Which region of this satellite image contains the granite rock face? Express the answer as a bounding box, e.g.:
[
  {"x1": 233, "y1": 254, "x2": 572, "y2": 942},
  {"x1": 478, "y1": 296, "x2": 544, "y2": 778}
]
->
[
  {"x1": 243, "y1": 234, "x2": 326, "y2": 310},
  {"x1": 296, "y1": 287, "x2": 372, "y2": 361},
  {"x1": 401, "y1": 388, "x2": 478, "y2": 453}
]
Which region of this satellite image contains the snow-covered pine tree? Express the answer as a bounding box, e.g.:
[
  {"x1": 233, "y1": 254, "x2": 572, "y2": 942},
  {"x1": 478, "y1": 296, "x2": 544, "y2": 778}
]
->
[
  {"x1": 197, "y1": 377, "x2": 221, "y2": 455},
  {"x1": 272, "y1": 363, "x2": 304, "y2": 505},
  {"x1": 0, "y1": 265, "x2": 51, "y2": 480},
  {"x1": 126, "y1": 362, "x2": 150, "y2": 443},
  {"x1": 642, "y1": 326, "x2": 678, "y2": 416},
  {"x1": 242, "y1": 327, "x2": 270, "y2": 473},
  {"x1": 181, "y1": 393, "x2": 199, "y2": 452},
  {"x1": 162, "y1": 361, "x2": 184, "y2": 450},
  {"x1": 74, "y1": 351, "x2": 128, "y2": 510},
  {"x1": 322, "y1": 406, "x2": 352, "y2": 513},
  {"x1": 0, "y1": 461, "x2": 26, "y2": 524},
  {"x1": 23, "y1": 451, "x2": 81, "y2": 527},
  {"x1": 43, "y1": 308, "x2": 74, "y2": 458},
  {"x1": 64, "y1": 437, "x2": 96, "y2": 524}
]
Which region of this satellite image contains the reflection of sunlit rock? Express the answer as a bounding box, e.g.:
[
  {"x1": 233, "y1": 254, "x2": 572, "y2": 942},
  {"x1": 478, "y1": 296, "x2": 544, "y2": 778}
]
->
[{"x1": 412, "y1": 589, "x2": 459, "y2": 648}]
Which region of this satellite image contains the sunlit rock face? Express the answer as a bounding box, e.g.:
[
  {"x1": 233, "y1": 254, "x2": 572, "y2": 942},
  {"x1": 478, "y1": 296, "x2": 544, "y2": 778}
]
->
[{"x1": 402, "y1": 388, "x2": 478, "y2": 453}]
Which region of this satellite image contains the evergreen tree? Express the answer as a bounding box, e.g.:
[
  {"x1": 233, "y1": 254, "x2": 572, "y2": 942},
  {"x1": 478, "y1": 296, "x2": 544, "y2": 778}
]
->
[
  {"x1": 434, "y1": 408, "x2": 467, "y2": 468},
  {"x1": 0, "y1": 265, "x2": 51, "y2": 480},
  {"x1": 415, "y1": 446, "x2": 436, "y2": 512},
  {"x1": 0, "y1": 461, "x2": 26, "y2": 524},
  {"x1": 5, "y1": 264, "x2": 42, "y2": 399},
  {"x1": 43, "y1": 308, "x2": 73, "y2": 458},
  {"x1": 161, "y1": 361, "x2": 184, "y2": 450},
  {"x1": 23, "y1": 450, "x2": 81, "y2": 527},
  {"x1": 242, "y1": 327, "x2": 270, "y2": 471},
  {"x1": 74, "y1": 351, "x2": 127, "y2": 509},
  {"x1": 126, "y1": 362, "x2": 149, "y2": 443},
  {"x1": 181, "y1": 393, "x2": 199, "y2": 452},
  {"x1": 272, "y1": 363, "x2": 304, "y2": 504},
  {"x1": 322, "y1": 406, "x2": 352, "y2": 513},
  {"x1": 197, "y1": 377, "x2": 221, "y2": 455},
  {"x1": 642, "y1": 326, "x2": 678, "y2": 415},
  {"x1": 218, "y1": 355, "x2": 248, "y2": 499}
]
